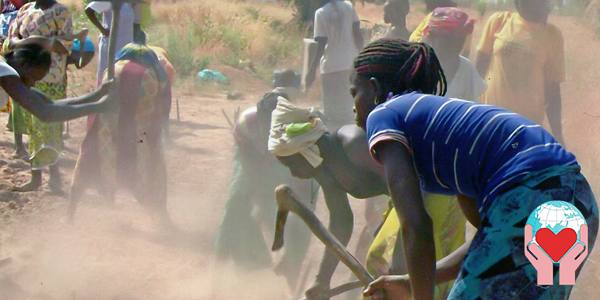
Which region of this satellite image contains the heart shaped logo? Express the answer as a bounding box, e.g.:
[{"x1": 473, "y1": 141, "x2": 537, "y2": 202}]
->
[{"x1": 535, "y1": 228, "x2": 577, "y2": 262}]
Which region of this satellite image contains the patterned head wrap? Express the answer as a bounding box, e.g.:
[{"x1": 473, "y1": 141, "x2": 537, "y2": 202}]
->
[{"x1": 116, "y1": 43, "x2": 168, "y2": 83}]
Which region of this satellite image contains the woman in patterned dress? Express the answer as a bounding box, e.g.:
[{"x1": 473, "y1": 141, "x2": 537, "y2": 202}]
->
[
  {"x1": 68, "y1": 43, "x2": 172, "y2": 225},
  {"x1": 7, "y1": 0, "x2": 73, "y2": 193}
]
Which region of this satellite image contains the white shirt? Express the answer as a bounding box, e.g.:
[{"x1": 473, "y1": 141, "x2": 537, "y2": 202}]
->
[
  {"x1": 86, "y1": 1, "x2": 135, "y2": 49},
  {"x1": 0, "y1": 59, "x2": 18, "y2": 108},
  {"x1": 314, "y1": 0, "x2": 359, "y2": 74},
  {"x1": 446, "y1": 56, "x2": 487, "y2": 101}
]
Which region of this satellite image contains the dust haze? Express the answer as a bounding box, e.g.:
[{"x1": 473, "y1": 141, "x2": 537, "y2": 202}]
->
[{"x1": 1, "y1": 0, "x2": 600, "y2": 300}]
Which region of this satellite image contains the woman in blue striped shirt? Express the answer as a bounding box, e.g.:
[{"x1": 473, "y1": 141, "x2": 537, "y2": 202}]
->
[{"x1": 355, "y1": 39, "x2": 598, "y2": 300}]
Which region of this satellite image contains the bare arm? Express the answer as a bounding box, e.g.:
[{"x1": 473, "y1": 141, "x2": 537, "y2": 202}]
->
[
  {"x1": 364, "y1": 240, "x2": 470, "y2": 299},
  {"x1": 457, "y1": 194, "x2": 480, "y2": 229},
  {"x1": 308, "y1": 170, "x2": 354, "y2": 294},
  {"x1": 352, "y1": 21, "x2": 363, "y2": 51},
  {"x1": 8, "y1": 36, "x2": 67, "y2": 54},
  {"x1": 545, "y1": 81, "x2": 564, "y2": 145},
  {"x1": 378, "y1": 142, "x2": 435, "y2": 300},
  {"x1": 475, "y1": 51, "x2": 491, "y2": 78},
  {"x1": 305, "y1": 37, "x2": 326, "y2": 90},
  {"x1": 1, "y1": 76, "x2": 112, "y2": 122}
]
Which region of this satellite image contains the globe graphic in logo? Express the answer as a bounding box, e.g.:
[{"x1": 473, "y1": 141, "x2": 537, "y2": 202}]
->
[{"x1": 526, "y1": 201, "x2": 586, "y2": 262}]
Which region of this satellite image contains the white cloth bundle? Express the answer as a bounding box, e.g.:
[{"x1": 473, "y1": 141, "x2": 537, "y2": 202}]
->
[{"x1": 268, "y1": 97, "x2": 328, "y2": 167}]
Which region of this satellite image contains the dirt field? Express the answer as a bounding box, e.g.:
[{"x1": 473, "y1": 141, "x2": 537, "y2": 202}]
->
[{"x1": 0, "y1": 2, "x2": 599, "y2": 300}]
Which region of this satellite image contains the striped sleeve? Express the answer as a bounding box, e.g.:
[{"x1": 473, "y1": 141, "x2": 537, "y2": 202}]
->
[{"x1": 366, "y1": 106, "x2": 411, "y2": 163}]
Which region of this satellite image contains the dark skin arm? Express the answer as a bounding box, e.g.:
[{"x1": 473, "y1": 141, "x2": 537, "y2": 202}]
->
[
  {"x1": 475, "y1": 51, "x2": 491, "y2": 79},
  {"x1": 9, "y1": 36, "x2": 68, "y2": 55},
  {"x1": 364, "y1": 241, "x2": 470, "y2": 299},
  {"x1": 85, "y1": 6, "x2": 109, "y2": 37},
  {"x1": 0, "y1": 76, "x2": 113, "y2": 122},
  {"x1": 378, "y1": 141, "x2": 435, "y2": 300},
  {"x1": 305, "y1": 37, "x2": 326, "y2": 89},
  {"x1": 545, "y1": 81, "x2": 564, "y2": 145},
  {"x1": 305, "y1": 170, "x2": 354, "y2": 299},
  {"x1": 365, "y1": 194, "x2": 479, "y2": 299},
  {"x1": 352, "y1": 21, "x2": 364, "y2": 52},
  {"x1": 300, "y1": 133, "x2": 385, "y2": 299},
  {"x1": 457, "y1": 194, "x2": 480, "y2": 229}
]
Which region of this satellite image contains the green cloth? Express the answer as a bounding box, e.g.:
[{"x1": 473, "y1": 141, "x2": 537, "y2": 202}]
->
[
  {"x1": 28, "y1": 82, "x2": 65, "y2": 170},
  {"x1": 285, "y1": 122, "x2": 313, "y2": 137},
  {"x1": 9, "y1": 101, "x2": 30, "y2": 135},
  {"x1": 215, "y1": 145, "x2": 319, "y2": 272}
]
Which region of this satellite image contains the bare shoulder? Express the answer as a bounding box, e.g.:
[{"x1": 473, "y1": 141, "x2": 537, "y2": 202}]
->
[
  {"x1": 335, "y1": 125, "x2": 380, "y2": 173},
  {"x1": 236, "y1": 106, "x2": 257, "y2": 128},
  {"x1": 336, "y1": 125, "x2": 368, "y2": 154}
]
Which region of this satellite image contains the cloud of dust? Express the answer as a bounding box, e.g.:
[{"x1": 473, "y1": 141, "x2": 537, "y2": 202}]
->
[{"x1": 0, "y1": 188, "x2": 295, "y2": 300}]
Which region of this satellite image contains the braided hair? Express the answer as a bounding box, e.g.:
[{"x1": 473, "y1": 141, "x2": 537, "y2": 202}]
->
[{"x1": 353, "y1": 39, "x2": 447, "y2": 99}]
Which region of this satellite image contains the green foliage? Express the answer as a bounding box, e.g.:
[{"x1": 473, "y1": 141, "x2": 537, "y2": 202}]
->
[
  {"x1": 245, "y1": 6, "x2": 261, "y2": 21},
  {"x1": 218, "y1": 26, "x2": 249, "y2": 67},
  {"x1": 149, "y1": 7, "x2": 301, "y2": 81},
  {"x1": 150, "y1": 23, "x2": 211, "y2": 77}
]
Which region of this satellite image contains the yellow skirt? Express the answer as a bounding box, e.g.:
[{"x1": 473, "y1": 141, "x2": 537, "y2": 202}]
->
[{"x1": 366, "y1": 194, "x2": 465, "y2": 299}]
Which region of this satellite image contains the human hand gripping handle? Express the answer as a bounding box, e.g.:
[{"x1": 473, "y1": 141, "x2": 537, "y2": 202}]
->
[
  {"x1": 97, "y1": 79, "x2": 118, "y2": 112},
  {"x1": 524, "y1": 224, "x2": 554, "y2": 285},
  {"x1": 363, "y1": 275, "x2": 409, "y2": 300},
  {"x1": 559, "y1": 224, "x2": 588, "y2": 285}
]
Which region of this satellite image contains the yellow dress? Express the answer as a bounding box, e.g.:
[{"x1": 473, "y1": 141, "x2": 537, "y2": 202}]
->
[
  {"x1": 366, "y1": 194, "x2": 465, "y2": 299},
  {"x1": 477, "y1": 11, "x2": 565, "y2": 124},
  {"x1": 409, "y1": 13, "x2": 432, "y2": 42}
]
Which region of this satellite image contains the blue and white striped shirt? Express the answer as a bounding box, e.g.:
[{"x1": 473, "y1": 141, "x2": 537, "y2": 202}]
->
[{"x1": 366, "y1": 92, "x2": 577, "y2": 208}]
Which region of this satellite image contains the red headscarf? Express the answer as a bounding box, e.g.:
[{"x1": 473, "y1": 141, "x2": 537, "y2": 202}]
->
[
  {"x1": 9, "y1": 0, "x2": 26, "y2": 9},
  {"x1": 424, "y1": 7, "x2": 475, "y2": 37}
]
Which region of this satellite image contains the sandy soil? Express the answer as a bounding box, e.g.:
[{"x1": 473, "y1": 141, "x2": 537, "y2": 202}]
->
[{"x1": 0, "y1": 3, "x2": 599, "y2": 300}]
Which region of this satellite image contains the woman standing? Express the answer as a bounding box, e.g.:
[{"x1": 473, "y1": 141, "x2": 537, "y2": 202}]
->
[
  {"x1": 85, "y1": 0, "x2": 135, "y2": 86},
  {"x1": 383, "y1": 0, "x2": 410, "y2": 40},
  {"x1": 351, "y1": 39, "x2": 597, "y2": 299},
  {"x1": 409, "y1": 0, "x2": 456, "y2": 42},
  {"x1": 476, "y1": 0, "x2": 566, "y2": 144},
  {"x1": 7, "y1": 0, "x2": 73, "y2": 192},
  {"x1": 305, "y1": 0, "x2": 363, "y2": 132},
  {"x1": 422, "y1": 7, "x2": 484, "y2": 101}
]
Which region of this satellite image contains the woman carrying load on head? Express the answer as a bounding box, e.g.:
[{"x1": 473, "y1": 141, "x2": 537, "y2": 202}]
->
[
  {"x1": 214, "y1": 70, "x2": 319, "y2": 291},
  {"x1": 350, "y1": 39, "x2": 597, "y2": 300}
]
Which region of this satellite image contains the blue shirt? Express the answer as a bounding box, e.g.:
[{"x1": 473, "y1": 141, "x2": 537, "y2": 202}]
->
[{"x1": 366, "y1": 92, "x2": 577, "y2": 209}]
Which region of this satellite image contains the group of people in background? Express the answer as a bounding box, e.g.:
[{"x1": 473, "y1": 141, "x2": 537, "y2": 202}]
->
[
  {"x1": 216, "y1": 1, "x2": 597, "y2": 300},
  {"x1": 0, "y1": 0, "x2": 593, "y2": 299}
]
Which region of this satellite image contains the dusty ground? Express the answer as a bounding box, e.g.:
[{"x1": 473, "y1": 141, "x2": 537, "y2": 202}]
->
[{"x1": 0, "y1": 3, "x2": 599, "y2": 300}]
